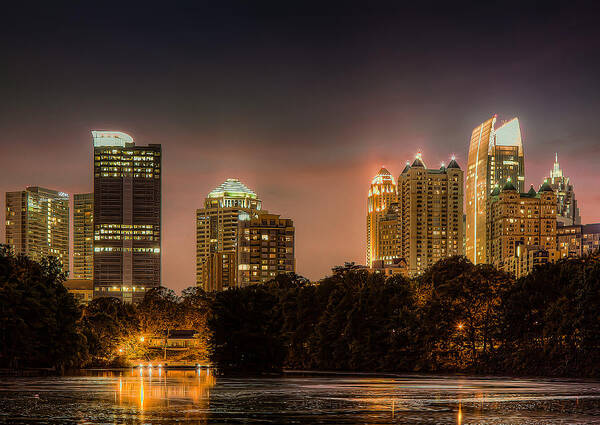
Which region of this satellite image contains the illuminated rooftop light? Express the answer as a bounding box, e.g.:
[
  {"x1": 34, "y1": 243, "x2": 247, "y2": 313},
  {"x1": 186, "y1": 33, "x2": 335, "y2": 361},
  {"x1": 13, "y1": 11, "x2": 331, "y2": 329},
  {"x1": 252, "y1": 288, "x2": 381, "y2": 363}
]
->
[
  {"x1": 91, "y1": 130, "x2": 134, "y2": 147},
  {"x1": 370, "y1": 168, "x2": 396, "y2": 186},
  {"x1": 208, "y1": 178, "x2": 258, "y2": 199}
]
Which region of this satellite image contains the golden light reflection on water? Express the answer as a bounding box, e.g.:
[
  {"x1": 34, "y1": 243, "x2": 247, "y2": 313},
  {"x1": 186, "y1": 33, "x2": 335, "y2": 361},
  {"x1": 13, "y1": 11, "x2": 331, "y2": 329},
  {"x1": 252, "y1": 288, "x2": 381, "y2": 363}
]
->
[{"x1": 109, "y1": 369, "x2": 215, "y2": 414}]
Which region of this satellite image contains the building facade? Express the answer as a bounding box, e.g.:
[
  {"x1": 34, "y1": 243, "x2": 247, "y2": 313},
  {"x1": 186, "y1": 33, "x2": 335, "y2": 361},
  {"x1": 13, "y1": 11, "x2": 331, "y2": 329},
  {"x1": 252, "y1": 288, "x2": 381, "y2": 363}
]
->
[
  {"x1": 73, "y1": 193, "x2": 94, "y2": 280},
  {"x1": 237, "y1": 213, "x2": 295, "y2": 286},
  {"x1": 546, "y1": 154, "x2": 581, "y2": 226},
  {"x1": 487, "y1": 181, "x2": 557, "y2": 275},
  {"x1": 196, "y1": 179, "x2": 262, "y2": 290},
  {"x1": 397, "y1": 154, "x2": 463, "y2": 276},
  {"x1": 5, "y1": 187, "x2": 69, "y2": 271},
  {"x1": 377, "y1": 202, "x2": 400, "y2": 265},
  {"x1": 366, "y1": 168, "x2": 397, "y2": 267},
  {"x1": 92, "y1": 131, "x2": 161, "y2": 303},
  {"x1": 466, "y1": 116, "x2": 525, "y2": 264},
  {"x1": 557, "y1": 223, "x2": 600, "y2": 257},
  {"x1": 201, "y1": 252, "x2": 237, "y2": 292}
]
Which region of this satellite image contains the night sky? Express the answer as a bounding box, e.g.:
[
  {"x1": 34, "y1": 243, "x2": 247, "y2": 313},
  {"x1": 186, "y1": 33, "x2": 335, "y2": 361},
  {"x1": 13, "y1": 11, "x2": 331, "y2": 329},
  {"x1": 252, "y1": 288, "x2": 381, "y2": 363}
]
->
[{"x1": 1, "y1": 2, "x2": 599, "y2": 291}]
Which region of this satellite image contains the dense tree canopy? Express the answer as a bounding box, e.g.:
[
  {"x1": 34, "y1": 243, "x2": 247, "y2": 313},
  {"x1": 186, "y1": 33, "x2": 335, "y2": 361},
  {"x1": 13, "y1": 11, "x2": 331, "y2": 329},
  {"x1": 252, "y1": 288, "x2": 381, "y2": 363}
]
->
[
  {"x1": 2, "y1": 244, "x2": 600, "y2": 377},
  {"x1": 0, "y1": 246, "x2": 86, "y2": 371}
]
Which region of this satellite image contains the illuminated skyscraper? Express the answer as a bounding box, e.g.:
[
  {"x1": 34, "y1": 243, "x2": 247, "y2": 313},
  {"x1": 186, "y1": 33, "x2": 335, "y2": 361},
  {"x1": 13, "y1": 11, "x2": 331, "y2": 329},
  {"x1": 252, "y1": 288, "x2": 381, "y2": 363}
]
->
[
  {"x1": 546, "y1": 153, "x2": 580, "y2": 226},
  {"x1": 73, "y1": 193, "x2": 94, "y2": 280},
  {"x1": 397, "y1": 154, "x2": 463, "y2": 276},
  {"x1": 377, "y1": 202, "x2": 400, "y2": 265},
  {"x1": 237, "y1": 212, "x2": 295, "y2": 286},
  {"x1": 5, "y1": 187, "x2": 69, "y2": 272},
  {"x1": 92, "y1": 131, "x2": 161, "y2": 303},
  {"x1": 196, "y1": 178, "x2": 262, "y2": 290},
  {"x1": 366, "y1": 168, "x2": 397, "y2": 267},
  {"x1": 465, "y1": 116, "x2": 525, "y2": 264}
]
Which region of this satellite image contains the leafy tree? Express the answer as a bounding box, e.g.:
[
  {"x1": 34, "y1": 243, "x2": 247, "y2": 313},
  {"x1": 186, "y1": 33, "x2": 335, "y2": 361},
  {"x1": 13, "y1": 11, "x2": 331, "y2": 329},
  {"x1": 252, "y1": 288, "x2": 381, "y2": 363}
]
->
[
  {"x1": 209, "y1": 285, "x2": 285, "y2": 372},
  {"x1": 81, "y1": 297, "x2": 140, "y2": 366},
  {"x1": 0, "y1": 245, "x2": 86, "y2": 371},
  {"x1": 138, "y1": 287, "x2": 182, "y2": 360}
]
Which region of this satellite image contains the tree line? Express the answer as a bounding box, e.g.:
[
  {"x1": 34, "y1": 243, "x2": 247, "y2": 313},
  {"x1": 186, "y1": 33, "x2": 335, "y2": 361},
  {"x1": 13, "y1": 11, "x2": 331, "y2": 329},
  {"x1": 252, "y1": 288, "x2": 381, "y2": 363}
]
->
[{"x1": 1, "y1": 244, "x2": 600, "y2": 377}]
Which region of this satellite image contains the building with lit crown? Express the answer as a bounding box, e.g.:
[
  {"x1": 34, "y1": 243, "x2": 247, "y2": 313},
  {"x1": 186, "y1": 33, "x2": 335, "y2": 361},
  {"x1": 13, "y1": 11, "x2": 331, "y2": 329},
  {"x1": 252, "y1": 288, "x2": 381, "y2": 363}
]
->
[
  {"x1": 397, "y1": 154, "x2": 463, "y2": 276},
  {"x1": 196, "y1": 178, "x2": 262, "y2": 290},
  {"x1": 545, "y1": 153, "x2": 581, "y2": 226},
  {"x1": 487, "y1": 180, "x2": 557, "y2": 276},
  {"x1": 92, "y1": 131, "x2": 161, "y2": 303},
  {"x1": 466, "y1": 116, "x2": 525, "y2": 265},
  {"x1": 5, "y1": 187, "x2": 70, "y2": 272},
  {"x1": 237, "y1": 212, "x2": 295, "y2": 286},
  {"x1": 366, "y1": 168, "x2": 397, "y2": 267},
  {"x1": 73, "y1": 193, "x2": 94, "y2": 280}
]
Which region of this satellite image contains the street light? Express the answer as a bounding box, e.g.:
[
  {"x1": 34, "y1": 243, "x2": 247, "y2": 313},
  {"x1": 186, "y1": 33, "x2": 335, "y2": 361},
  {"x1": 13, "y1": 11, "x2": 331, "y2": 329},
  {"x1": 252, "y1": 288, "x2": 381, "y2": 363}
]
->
[{"x1": 457, "y1": 323, "x2": 464, "y2": 330}]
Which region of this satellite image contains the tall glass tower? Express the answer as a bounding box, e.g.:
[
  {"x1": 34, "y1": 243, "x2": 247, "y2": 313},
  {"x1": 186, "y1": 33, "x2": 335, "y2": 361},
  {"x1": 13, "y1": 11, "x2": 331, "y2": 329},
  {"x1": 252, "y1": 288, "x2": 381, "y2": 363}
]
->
[
  {"x1": 465, "y1": 116, "x2": 525, "y2": 264},
  {"x1": 5, "y1": 187, "x2": 70, "y2": 272},
  {"x1": 92, "y1": 131, "x2": 161, "y2": 303}
]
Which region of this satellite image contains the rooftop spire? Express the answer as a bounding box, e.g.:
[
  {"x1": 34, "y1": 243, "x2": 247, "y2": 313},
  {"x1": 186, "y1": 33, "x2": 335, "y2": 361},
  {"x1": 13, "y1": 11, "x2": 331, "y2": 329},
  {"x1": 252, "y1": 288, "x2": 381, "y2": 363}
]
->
[{"x1": 550, "y1": 153, "x2": 563, "y2": 179}]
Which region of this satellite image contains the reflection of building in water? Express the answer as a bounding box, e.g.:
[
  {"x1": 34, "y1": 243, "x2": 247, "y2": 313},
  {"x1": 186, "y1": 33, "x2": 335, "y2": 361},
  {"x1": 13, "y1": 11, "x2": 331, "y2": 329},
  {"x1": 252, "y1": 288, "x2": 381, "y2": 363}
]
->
[{"x1": 113, "y1": 369, "x2": 215, "y2": 416}]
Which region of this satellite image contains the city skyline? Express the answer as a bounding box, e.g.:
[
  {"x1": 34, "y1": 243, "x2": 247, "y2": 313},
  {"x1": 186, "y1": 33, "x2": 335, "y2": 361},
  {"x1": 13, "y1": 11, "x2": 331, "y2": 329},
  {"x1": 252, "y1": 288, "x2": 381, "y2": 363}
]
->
[
  {"x1": 1, "y1": 3, "x2": 600, "y2": 292},
  {"x1": 1, "y1": 122, "x2": 598, "y2": 291}
]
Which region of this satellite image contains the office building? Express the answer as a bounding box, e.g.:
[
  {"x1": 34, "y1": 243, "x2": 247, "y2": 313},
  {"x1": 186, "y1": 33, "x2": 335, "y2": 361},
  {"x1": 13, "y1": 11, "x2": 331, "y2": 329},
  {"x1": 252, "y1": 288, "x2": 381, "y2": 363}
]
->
[
  {"x1": 92, "y1": 131, "x2": 161, "y2": 303},
  {"x1": 237, "y1": 212, "x2": 295, "y2": 286},
  {"x1": 487, "y1": 180, "x2": 557, "y2": 275},
  {"x1": 466, "y1": 116, "x2": 525, "y2": 264},
  {"x1": 546, "y1": 154, "x2": 581, "y2": 226},
  {"x1": 5, "y1": 187, "x2": 69, "y2": 271},
  {"x1": 73, "y1": 193, "x2": 94, "y2": 280},
  {"x1": 366, "y1": 167, "x2": 397, "y2": 267},
  {"x1": 397, "y1": 154, "x2": 463, "y2": 276},
  {"x1": 196, "y1": 178, "x2": 262, "y2": 290}
]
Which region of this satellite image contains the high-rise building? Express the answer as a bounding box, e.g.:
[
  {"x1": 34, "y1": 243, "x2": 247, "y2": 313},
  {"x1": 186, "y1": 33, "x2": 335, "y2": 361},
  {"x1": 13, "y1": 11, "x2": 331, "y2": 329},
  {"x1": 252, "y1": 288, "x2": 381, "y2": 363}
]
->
[
  {"x1": 366, "y1": 168, "x2": 397, "y2": 267},
  {"x1": 237, "y1": 212, "x2": 295, "y2": 286},
  {"x1": 5, "y1": 187, "x2": 69, "y2": 272},
  {"x1": 487, "y1": 180, "x2": 557, "y2": 276},
  {"x1": 546, "y1": 154, "x2": 581, "y2": 226},
  {"x1": 466, "y1": 116, "x2": 525, "y2": 264},
  {"x1": 397, "y1": 154, "x2": 463, "y2": 276},
  {"x1": 557, "y1": 223, "x2": 600, "y2": 258},
  {"x1": 196, "y1": 178, "x2": 262, "y2": 290},
  {"x1": 201, "y1": 252, "x2": 237, "y2": 292},
  {"x1": 92, "y1": 131, "x2": 161, "y2": 303},
  {"x1": 73, "y1": 193, "x2": 94, "y2": 280},
  {"x1": 377, "y1": 202, "x2": 400, "y2": 265}
]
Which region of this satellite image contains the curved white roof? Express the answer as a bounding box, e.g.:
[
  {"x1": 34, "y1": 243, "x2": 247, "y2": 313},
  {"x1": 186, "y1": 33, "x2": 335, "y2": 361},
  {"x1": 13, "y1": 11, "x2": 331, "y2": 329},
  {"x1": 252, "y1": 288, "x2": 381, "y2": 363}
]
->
[
  {"x1": 494, "y1": 118, "x2": 523, "y2": 152},
  {"x1": 92, "y1": 130, "x2": 134, "y2": 147},
  {"x1": 208, "y1": 178, "x2": 258, "y2": 199}
]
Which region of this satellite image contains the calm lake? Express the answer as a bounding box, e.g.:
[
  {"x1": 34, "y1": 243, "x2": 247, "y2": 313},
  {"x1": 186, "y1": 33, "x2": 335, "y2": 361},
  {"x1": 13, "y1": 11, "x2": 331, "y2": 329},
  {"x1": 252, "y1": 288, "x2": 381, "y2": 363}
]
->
[{"x1": 1, "y1": 369, "x2": 599, "y2": 424}]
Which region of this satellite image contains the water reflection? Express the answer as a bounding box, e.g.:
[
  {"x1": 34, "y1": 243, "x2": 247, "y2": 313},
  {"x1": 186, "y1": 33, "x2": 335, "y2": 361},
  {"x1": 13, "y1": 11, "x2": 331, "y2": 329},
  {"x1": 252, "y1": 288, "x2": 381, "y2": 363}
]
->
[
  {"x1": 1, "y1": 372, "x2": 600, "y2": 424},
  {"x1": 110, "y1": 368, "x2": 215, "y2": 412}
]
